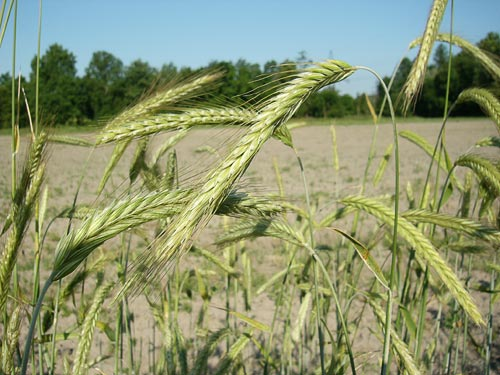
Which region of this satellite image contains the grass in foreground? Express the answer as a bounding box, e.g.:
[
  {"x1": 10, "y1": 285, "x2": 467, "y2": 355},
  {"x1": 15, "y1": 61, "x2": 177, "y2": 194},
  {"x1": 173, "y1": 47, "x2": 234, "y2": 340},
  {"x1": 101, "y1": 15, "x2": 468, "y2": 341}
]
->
[{"x1": 0, "y1": 0, "x2": 499, "y2": 374}]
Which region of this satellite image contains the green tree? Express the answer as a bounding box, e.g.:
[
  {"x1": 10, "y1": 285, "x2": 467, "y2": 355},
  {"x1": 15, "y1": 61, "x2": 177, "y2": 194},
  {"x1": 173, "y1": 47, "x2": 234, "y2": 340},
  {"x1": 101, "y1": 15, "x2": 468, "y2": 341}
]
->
[
  {"x1": 263, "y1": 60, "x2": 279, "y2": 75},
  {"x1": 111, "y1": 59, "x2": 158, "y2": 111},
  {"x1": 234, "y1": 59, "x2": 262, "y2": 101},
  {"x1": 208, "y1": 60, "x2": 237, "y2": 99},
  {"x1": 31, "y1": 44, "x2": 82, "y2": 125},
  {"x1": 83, "y1": 50, "x2": 124, "y2": 120},
  {"x1": 159, "y1": 62, "x2": 178, "y2": 85},
  {"x1": 478, "y1": 31, "x2": 500, "y2": 56},
  {"x1": 475, "y1": 32, "x2": 500, "y2": 93},
  {"x1": 0, "y1": 73, "x2": 12, "y2": 128}
]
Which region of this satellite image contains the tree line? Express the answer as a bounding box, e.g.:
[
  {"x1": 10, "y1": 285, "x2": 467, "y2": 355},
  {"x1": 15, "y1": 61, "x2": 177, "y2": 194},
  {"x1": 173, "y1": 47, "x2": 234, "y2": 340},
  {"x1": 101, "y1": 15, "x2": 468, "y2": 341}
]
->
[{"x1": 0, "y1": 31, "x2": 498, "y2": 128}]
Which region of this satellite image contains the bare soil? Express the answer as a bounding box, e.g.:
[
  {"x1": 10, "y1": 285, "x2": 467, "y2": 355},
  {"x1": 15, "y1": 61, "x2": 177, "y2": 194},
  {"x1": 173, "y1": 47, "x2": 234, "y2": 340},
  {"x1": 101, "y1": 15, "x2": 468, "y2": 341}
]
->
[{"x1": 1, "y1": 118, "x2": 498, "y2": 374}]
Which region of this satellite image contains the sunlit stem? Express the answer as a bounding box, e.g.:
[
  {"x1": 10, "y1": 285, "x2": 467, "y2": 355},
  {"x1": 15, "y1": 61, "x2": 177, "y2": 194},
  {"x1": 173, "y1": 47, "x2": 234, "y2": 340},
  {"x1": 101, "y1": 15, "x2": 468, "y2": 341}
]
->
[{"x1": 355, "y1": 66, "x2": 399, "y2": 375}]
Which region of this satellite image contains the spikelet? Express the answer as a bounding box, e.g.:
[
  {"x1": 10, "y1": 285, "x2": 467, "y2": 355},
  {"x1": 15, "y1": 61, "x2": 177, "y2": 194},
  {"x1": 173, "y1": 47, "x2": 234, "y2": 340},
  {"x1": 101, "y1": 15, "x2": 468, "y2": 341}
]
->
[
  {"x1": 455, "y1": 154, "x2": 500, "y2": 197},
  {"x1": 189, "y1": 328, "x2": 232, "y2": 375},
  {"x1": 96, "y1": 139, "x2": 131, "y2": 194},
  {"x1": 399, "y1": 129, "x2": 462, "y2": 190},
  {"x1": 410, "y1": 33, "x2": 500, "y2": 83},
  {"x1": 291, "y1": 292, "x2": 312, "y2": 343},
  {"x1": 373, "y1": 143, "x2": 394, "y2": 186},
  {"x1": 105, "y1": 72, "x2": 222, "y2": 130},
  {"x1": 98, "y1": 107, "x2": 255, "y2": 144},
  {"x1": 71, "y1": 281, "x2": 114, "y2": 375},
  {"x1": 97, "y1": 71, "x2": 223, "y2": 193},
  {"x1": 48, "y1": 134, "x2": 95, "y2": 147},
  {"x1": 475, "y1": 136, "x2": 500, "y2": 148},
  {"x1": 403, "y1": 0, "x2": 448, "y2": 111},
  {"x1": 402, "y1": 209, "x2": 500, "y2": 243},
  {"x1": 51, "y1": 188, "x2": 281, "y2": 281},
  {"x1": 456, "y1": 88, "x2": 500, "y2": 133},
  {"x1": 368, "y1": 296, "x2": 422, "y2": 375},
  {"x1": 0, "y1": 133, "x2": 47, "y2": 314},
  {"x1": 215, "y1": 218, "x2": 305, "y2": 248},
  {"x1": 123, "y1": 60, "x2": 354, "y2": 296},
  {"x1": 1, "y1": 306, "x2": 23, "y2": 374},
  {"x1": 340, "y1": 195, "x2": 484, "y2": 324},
  {"x1": 213, "y1": 332, "x2": 252, "y2": 375},
  {"x1": 192, "y1": 246, "x2": 240, "y2": 277}
]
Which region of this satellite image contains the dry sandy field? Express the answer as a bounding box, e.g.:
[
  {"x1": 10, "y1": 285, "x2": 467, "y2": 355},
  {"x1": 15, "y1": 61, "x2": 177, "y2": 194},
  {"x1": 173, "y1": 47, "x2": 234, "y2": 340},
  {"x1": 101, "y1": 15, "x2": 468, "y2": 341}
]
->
[{"x1": 0, "y1": 118, "x2": 498, "y2": 373}]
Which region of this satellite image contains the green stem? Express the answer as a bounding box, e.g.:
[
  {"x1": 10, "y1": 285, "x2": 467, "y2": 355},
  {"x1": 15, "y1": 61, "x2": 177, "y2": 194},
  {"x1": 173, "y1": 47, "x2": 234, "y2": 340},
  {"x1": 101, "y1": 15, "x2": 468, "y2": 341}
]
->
[
  {"x1": 49, "y1": 281, "x2": 61, "y2": 375},
  {"x1": 484, "y1": 253, "x2": 496, "y2": 375},
  {"x1": 114, "y1": 299, "x2": 123, "y2": 375},
  {"x1": 461, "y1": 255, "x2": 472, "y2": 373},
  {"x1": 35, "y1": 0, "x2": 42, "y2": 134},
  {"x1": 263, "y1": 246, "x2": 299, "y2": 374},
  {"x1": 294, "y1": 147, "x2": 328, "y2": 373},
  {"x1": 0, "y1": 1, "x2": 14, "y2": 48},
  {"x1": 355, "y1": 66, "x2": 399, "y2": 375},
  {"x1": 443, "y1": 0, "x2": 454, "y2": 120},
  {"x1": 311, "y1": 247, "x2": 356, "y2": 375},
  {"x1": 21, "y1": 274, "x2": 54, "y2": 375},
  {"x1": 10, "y1": 0, "x2": 17, "y2": 199},
  {"x1": 415, "y1": 267, "x2": 429, "y2": 359}
]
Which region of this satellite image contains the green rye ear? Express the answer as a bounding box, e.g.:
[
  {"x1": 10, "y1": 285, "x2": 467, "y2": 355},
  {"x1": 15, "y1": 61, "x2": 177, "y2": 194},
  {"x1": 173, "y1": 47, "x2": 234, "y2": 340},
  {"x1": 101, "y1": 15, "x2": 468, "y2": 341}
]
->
[
  {"x1": 403, "y1": 0, "x2": 449, "y2": 111},
  {"x1": 122, "y1": 60, "x2": 354, "y2": 297}
]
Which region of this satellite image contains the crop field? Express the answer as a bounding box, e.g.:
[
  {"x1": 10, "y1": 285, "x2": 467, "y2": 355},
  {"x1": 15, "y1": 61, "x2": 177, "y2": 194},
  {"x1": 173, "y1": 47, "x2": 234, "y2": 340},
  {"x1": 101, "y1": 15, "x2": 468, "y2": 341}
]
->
[
  {"x1": 1, "y1": 0, "x2": 499, "y2": 374},
  {"x1": 1, "y1": 116, "x2": 499, "y2": 374}
]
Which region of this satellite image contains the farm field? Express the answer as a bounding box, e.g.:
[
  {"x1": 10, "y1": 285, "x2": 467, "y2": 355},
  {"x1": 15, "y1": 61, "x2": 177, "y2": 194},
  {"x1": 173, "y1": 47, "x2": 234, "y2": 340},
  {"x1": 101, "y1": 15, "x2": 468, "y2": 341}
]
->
[
  {"x1": 1, "y1": 1, "x2": 499, "y2": 373},
  {"x1": 1, "y1": 118, "x2": 498, "y2": 374}
]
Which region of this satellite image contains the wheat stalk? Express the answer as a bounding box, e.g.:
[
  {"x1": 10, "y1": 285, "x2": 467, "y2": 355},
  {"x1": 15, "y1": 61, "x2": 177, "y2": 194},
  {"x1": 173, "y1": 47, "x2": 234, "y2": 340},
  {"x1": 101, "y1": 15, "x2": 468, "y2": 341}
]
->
[
  {"x1": 455, "y1": 154, "x2": 500, "y2": 197},
  {"x1": 98, "y1": 107, "x2": 255, "y2": 144},
  {"x1": 71, "y1": 281, "x2": 114, "y2": 375},
  {"x1": 403, "y1": 0, "x2": 448, "y2": 111},
  {"x1": 0, "y1": 133, "x2": 47, "y2": 314},
  {"x1": 213, "y1": 331, "x2": 252, "y2": 375},
  {"x1": 52, "y1": 188, "x2": 281, "y2": 281},
  {"x1": 340, "y1": 195, "x2": 484, "y2": 325},
  {"x1": 402, "y1": 209, "x2": 500, "y2": 243},
  {"x1": 122, "y1": 60, "x2": 354, "y2": 296},
  {"x1": 105, "y1": 72, "x2": 222, "y2": 130},
  {"x1": 368, "y1": 295, "x2": 422, "y2": 375},
  {"x1": 189, "y1": 328, "x2": 232, "y2": 375},
  {"x1": 456, "y1": 88, "x2": 500, "y2": 133},
  {"x1": 409, "y1": 33, "x2": 500, "y2": 82},
  {"x1": 1, "y1": 305, "x2": 22, "y2": 374}
]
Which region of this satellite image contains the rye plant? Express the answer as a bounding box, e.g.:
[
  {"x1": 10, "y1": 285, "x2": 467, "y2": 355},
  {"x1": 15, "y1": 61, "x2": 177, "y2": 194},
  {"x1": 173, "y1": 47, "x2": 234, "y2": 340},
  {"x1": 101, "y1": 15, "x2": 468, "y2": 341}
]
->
[{"x1": 0, "y1": 0, "x2": 498, "y2": 374}]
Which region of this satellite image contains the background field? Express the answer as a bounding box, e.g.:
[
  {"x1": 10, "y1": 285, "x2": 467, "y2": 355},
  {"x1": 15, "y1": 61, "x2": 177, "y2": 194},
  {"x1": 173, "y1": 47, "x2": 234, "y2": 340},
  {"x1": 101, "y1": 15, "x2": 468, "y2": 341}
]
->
[{"x1": 1, "y1": 118, "x2": 497, "y2": 374}]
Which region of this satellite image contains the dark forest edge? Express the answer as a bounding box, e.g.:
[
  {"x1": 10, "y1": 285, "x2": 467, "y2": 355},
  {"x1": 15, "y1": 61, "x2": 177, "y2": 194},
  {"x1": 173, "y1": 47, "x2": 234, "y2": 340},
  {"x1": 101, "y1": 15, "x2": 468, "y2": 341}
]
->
[{"x1": 1, "y1": 31, "x2": 498, "y2": 128}]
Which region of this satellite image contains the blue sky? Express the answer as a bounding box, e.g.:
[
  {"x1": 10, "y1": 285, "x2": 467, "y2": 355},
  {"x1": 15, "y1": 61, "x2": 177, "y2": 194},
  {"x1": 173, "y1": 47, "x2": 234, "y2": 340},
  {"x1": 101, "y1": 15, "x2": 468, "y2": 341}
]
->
[{"x1": 0, "y1": 0, "x2": 499, "y2": 96}]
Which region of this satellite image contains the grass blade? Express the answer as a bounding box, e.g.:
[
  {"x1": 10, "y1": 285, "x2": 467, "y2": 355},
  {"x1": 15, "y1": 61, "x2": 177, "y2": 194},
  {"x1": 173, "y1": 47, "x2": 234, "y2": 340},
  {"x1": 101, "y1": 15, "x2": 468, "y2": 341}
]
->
[{"x1": 331, "y1": 227, "x2": 389, "y2": 289}]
